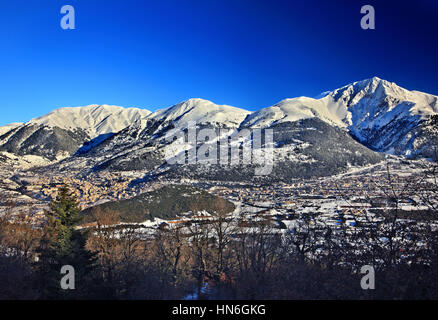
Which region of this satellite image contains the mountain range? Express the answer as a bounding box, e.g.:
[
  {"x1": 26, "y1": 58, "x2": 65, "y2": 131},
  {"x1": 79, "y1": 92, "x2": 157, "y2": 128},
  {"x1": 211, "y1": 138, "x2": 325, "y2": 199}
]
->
[{"x1": 1, "y1": 77, "x2": 437, "y2": 182}]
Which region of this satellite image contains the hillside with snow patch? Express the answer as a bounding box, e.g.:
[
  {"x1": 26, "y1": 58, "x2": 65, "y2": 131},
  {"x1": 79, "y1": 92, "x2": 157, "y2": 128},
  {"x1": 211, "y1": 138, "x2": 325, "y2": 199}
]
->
[{"x1": 0, "y1": 77, "x2": 437, "y2": 164}]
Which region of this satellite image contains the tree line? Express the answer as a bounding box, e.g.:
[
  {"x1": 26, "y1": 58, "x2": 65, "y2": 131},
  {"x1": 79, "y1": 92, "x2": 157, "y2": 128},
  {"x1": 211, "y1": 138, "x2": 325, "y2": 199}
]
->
[{"x1": 0, "y1": 163, "x2": 437, "y2": 299}]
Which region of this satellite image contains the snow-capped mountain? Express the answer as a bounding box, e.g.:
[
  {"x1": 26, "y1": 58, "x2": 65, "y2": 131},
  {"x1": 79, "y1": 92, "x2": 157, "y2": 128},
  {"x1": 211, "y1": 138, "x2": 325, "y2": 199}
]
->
[
  {"x1": 328, "y1": 77, "x2": 438, "y2": 158},
  {"x1": 0, "y1": 123, "x2": 23, "y2": 136},
  {"x1": 240, "y1": 96, "x2": 349, "y2": 128},
  {"x1": 241, "y1": 77, "x2": 438, "y2": 158},
  {"x1": 147, "y1": 98, "x2": 251, "y2": 128},
  {"x1": 28, "y1": 104, "x2": 151, "y2": 138},
  {"x1": 0, "y1": 105, "x2": 151, "y2": 160},
  {"x1": 49, "y1": 97, "x2": 382, "y2": 181},
  {"x1": 0, "y1": 77, "x2": 437, "y2": 173}
]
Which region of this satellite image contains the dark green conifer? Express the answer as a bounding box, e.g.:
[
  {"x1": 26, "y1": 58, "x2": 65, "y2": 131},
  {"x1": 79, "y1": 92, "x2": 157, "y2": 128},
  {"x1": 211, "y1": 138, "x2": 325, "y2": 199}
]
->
[{"x1": 36, "y1": 185, "x2": 96, "y2": 299}]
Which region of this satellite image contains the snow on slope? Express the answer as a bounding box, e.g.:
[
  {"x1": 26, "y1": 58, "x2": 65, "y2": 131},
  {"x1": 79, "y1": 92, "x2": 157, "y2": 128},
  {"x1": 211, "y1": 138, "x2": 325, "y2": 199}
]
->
[
  {"x1": 330, "y1": 77, "x2": 438, "y2": 128},
  {"x1": 328, "y1": 77, "x2": 438, "y2": 153},
  {"x1": 0, "y1": 123, "x2": 23, "y2": 135},
  {"x1": 0, "y1": 151, "x2": 55, "y2": 169},
  {"x1": 331, "y1": 77, "x2": 438, "y2": 118},
  {"x1": 1, "y1": 77, "x2": 437, "y2": 162},
  {"x1": 148, "y1": 98, "x2": 251, "y2": 128},
  {"x1": 241, "y1": 96, "x2": 349, "y2": 128},
  {"x1": 243, "y1": 77, "x2": 438, "y2": 131},
  {"x1": 29, "y1": 104, "x2": 151, "y2": 138}
]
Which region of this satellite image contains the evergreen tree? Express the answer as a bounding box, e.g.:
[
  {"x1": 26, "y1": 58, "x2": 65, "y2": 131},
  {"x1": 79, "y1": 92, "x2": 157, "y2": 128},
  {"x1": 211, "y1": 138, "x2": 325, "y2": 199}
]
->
[{"x1": 36, "y1": 185, "x2": 96, "y2": 299}]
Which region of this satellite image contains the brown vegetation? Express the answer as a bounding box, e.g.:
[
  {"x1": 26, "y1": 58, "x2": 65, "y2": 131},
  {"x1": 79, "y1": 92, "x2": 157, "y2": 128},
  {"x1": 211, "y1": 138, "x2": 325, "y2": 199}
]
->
[{"x1": 0, "y1": 164, "x2": 437, "y2": 299}]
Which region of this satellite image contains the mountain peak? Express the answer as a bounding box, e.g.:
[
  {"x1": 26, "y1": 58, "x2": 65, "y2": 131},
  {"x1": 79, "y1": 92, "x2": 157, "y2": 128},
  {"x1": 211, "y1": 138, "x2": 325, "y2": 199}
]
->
[
  {"x1": 1, "y1": 76, "x2": 437, "y2": 162},
  {"x1": 28, "y1": 104, "x2": 151, "y2": 138},
  {"x1": 349, "y1": 76, "x2": 393, "y2": 90},
  {"x1": 148, "y1": 99, "x2": 251, "y2": 127},
  {"x1": 364, "y1": 76, "x2": 395, "y2": 87},
  {"x1": 183, "y1": 98, "x2": 213, "y2": 104},
  {"x1": 367, "y1": 76, "x2": 382, "y2": 82},
  {"x1": 328, "y1": 76, "x2": 408, "y2": 107}
]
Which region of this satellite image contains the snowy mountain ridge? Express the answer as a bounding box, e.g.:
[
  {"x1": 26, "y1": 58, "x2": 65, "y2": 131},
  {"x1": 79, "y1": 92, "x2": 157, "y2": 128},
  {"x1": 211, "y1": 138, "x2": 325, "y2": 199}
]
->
[
  {"x1": 0, "y1": 123, "x2": 23, "y2": 136},
  {"x1": 241, "y1": 96, "x2": 350, "y2": 128},
  {"x1": 0, "y1": 77, "x2": 437, "y2": 160},
  {"x1": 28, "y1": 104, "x2": 152, "y2": 138},
  {"x1": 328, "y1": 77, "x2": 438, "y2": 156},
  {"x1": 146, "y1": 98, "x2": 251, "y2": 128}
]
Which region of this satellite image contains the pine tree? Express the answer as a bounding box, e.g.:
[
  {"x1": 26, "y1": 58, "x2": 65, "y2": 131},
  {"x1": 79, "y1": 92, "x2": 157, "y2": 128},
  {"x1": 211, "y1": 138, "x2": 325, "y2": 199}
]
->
[{"x1": 36, "y1": 185, "x2": 96, "y2": 299}]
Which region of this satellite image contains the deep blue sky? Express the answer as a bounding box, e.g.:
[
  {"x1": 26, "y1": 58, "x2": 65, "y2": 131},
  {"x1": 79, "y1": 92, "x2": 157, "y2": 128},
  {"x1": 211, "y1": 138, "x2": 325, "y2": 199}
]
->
[{"x1": 1, "y1": 0, "x2": 437, "y2": 125}]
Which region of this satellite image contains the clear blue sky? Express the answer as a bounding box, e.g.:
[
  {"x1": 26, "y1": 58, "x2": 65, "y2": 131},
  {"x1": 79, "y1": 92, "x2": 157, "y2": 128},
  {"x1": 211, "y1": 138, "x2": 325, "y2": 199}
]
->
[{"x1": 1, "y1": 0, "x2": 438, "y2": 125}]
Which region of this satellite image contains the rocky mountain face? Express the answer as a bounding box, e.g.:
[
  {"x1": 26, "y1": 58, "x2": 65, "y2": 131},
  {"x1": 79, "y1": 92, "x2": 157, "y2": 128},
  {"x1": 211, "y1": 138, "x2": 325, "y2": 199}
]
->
[
  {"x1": 0, "y1": 77, "x2": 436, "y2": 182},
  {"x1": 48, "y1": 98, "x2": 383, "y2": 182},
  {"x1": 0, "y1": 105, "x2": 151, "y2": 160},
  {"x1": 241, "y1": 77, "x2": 438, "y2": 159},
  {"x1": 0, "y1": 123, "x2": 22, "y2": 136},
  {"x1": 329, "y1": 77, "x2": 438, "y2": 158},
  {"x1": 0, "y1": 124, "x2": 90, "y2": 160}
]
